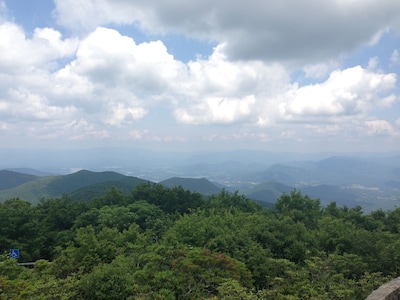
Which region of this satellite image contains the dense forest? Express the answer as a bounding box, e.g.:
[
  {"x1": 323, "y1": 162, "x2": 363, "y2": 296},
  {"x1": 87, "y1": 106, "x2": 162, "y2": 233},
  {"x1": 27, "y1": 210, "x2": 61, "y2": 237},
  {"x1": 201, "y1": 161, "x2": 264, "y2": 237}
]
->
[{"x1": 1, "y1": 183, "x2": 399, "y2": 299}]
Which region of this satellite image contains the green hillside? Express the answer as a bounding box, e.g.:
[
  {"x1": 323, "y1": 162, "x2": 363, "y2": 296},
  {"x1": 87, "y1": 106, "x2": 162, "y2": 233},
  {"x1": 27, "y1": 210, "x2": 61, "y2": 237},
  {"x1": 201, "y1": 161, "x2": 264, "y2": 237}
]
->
[
  {"x1": 69, "y1": 178, "x2": 149, "y2": 201},
  {"x1": 0, "y1": 170, "x2": 148, "y2": 204},
  {"x1": 0, "y1": 175, "x2": 58, "y2": 203}
]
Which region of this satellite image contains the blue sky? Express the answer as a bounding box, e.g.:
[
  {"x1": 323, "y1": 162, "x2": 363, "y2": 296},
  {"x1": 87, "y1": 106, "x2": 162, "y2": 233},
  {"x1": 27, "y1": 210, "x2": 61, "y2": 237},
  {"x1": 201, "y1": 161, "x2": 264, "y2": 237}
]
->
[{"x1": 0, "y1": 0, "x2": 399, "y2": 153}]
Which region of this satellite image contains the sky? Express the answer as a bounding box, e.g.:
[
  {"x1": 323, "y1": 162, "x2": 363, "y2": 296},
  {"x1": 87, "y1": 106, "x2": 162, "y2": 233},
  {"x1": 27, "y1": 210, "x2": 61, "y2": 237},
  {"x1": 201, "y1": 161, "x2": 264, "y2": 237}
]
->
[{"x1": 0, "y1": 0, "x2": 399, "y2": 153}]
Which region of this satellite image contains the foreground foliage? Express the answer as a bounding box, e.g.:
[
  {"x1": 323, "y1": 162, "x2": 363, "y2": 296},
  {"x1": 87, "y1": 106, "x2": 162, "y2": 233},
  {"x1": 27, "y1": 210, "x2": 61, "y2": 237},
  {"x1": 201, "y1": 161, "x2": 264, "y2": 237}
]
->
[{"x1": 0, "y1": 184, "x2": 398, "y2": 299}]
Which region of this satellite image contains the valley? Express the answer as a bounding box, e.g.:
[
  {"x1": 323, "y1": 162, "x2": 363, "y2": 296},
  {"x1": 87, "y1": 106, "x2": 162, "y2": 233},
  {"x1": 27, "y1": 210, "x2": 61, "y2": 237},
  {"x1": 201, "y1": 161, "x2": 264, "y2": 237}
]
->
[{"x1": 1, "y1": 150, "x2": 399, "y2": 212}]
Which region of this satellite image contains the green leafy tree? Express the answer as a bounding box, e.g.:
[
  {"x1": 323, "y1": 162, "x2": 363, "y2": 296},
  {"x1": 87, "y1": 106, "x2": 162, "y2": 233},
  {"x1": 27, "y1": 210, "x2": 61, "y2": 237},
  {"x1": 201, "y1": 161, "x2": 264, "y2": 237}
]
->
[
  {"x1": 275, "y1": 190, "x2": 322, "y2": 229},
  {"x1": 0, "y1": 199, "x2": 40, "y2": 261},
  {"x1": 97, "y1": 205, "x2": 138, "y2": 231},
  {"x1": 206, "y1": 190, "x2": 262, "y2": 213},
  {"x1": 89, "y1": 186, "x2": 127, "y2": 208},
  {"x1": 129, "y1": 183, "x2": 204, "y2": 214},
  {"x1": 36, "y1": 196, "x2": 88, "y2": 259},
  {"x1": 171, "y1": 248, "x2": 252, "y2": 298},
  {"x1": 77, "y1": 256, "x2": 132, "y2": 300}
]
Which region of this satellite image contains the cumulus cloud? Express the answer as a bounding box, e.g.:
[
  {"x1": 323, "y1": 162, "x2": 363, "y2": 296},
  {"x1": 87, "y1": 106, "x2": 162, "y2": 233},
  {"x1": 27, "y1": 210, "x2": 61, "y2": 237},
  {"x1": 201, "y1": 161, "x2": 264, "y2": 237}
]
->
[
  {"x1": 1, "y1": 20, "x2": 398, "y2": 141},
  {"x1": 280, "y1": 66, "x2": 397, "y2": 122},
  {"x1": 175, "y1": 95, "x2": 256, "y2": 124},
  {"x1": 72, "y1": 27, "x2": 183, "y2": 91},
  {"x1": 172, "y1": 61, "x2": 397, "y2": 128},
  {"x1": 54, "y1": 0, "x2": 400, "y2": 63},
  {"x1": 0, "y1": 20, "x2": 80, "y2": 140},
  {"x1": 0, "y1": 22, "x2": 78, "y2": 73},
  {"x1": 0, "y1": 24, "x2": 175, "y2": 136}
]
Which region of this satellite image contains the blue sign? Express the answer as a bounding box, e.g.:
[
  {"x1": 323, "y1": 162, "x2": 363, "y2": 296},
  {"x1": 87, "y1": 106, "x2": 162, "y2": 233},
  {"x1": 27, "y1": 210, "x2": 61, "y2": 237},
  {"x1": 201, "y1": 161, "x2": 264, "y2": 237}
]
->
[{"x1": 9, "y1": 249, "x2": 19, "y2": 259}]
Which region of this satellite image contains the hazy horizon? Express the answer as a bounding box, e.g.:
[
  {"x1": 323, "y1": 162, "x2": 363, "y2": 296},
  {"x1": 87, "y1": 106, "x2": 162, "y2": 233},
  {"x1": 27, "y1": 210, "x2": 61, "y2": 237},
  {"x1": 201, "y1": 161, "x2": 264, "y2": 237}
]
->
[{"x1": 1, "y1": 147, "x2": 399, "y2": 176}]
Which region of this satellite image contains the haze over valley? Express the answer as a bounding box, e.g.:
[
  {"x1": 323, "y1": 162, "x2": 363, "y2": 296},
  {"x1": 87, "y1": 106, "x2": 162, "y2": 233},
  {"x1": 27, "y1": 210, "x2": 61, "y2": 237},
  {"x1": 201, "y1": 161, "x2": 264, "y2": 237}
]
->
[
  {"x1": 1, "y1": 0, "x2": 399, "y2": 212},
  {"x1": 1, "y1": 149, "x2": 399, "y2": 213}
]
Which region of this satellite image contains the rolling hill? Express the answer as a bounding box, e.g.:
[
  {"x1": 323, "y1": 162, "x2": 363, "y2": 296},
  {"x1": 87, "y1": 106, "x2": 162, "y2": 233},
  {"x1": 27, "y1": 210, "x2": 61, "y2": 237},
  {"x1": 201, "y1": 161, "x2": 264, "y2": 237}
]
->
[
  {"x1": 0, "y1": 170, "x2": 222, "y2": 205},
  {"x1": 68, "y1": 178, "x2": 150, "y2": 201},
  {"x1": 1, "y1": 153, "x2": 399, "y2": 212},
  {"x1": 0, "y1": 170, "x2": 149, "y2": 204}
]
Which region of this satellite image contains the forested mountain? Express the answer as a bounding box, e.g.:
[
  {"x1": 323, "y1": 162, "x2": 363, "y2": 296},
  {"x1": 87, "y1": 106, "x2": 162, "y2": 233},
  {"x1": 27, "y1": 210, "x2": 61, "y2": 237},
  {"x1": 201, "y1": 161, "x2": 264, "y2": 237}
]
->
[
  {"x1": 158, "y1": 154, "x2": 400, "y2": 212},
  {"x1": 1, "y1": 157, "x2": 400, "y2": 212},
  {"x1": 0, "y1": 170, "x2": 148, "y2": 204},
  {"x1": 0, "y1": 170, "x2": 38, "y2": 190},
  {"x1": 0, "y1": 185, "x2": 398, "y2": 299},
  {"x1": 0, "y1": 170, "x2": 222, "y2": 205}
]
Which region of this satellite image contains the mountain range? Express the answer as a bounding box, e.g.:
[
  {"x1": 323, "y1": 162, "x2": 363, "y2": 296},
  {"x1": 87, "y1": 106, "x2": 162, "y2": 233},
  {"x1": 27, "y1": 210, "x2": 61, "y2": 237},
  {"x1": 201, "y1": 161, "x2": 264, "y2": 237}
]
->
[{"x1": 1, "y1": 153, "x2": 399, "y2": 212}]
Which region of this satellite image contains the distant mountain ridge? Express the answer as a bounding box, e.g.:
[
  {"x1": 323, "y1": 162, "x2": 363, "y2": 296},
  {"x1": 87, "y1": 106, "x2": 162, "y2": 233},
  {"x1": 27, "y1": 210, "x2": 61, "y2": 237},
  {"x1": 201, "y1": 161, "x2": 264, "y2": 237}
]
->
[
  {"x1": 1, "y1": 153, "x2": 400, "y2": 212},
  {"x1": 5, "y1": 168, "x2": 53, "y2": 177},
  {"x1": 0, "y1": 170, "x2": 38, "y2": 190},
  {"x1": 0, "y1": 170, "x2": 223, "y2": 204}
]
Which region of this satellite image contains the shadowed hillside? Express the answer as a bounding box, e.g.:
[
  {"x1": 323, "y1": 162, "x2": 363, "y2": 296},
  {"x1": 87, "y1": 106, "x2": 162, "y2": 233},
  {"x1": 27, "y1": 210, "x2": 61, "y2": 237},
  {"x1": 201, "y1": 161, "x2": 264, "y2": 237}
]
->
[
  {"x1": 244, "y1": 181, "x2": 292, "y2": 202},
  {"x1": 0, "y1": 170, "x2": 38, "y2": 190},
  {"x1": 69, "y1": 178, "x2": 149, "y2": 201},
  {"x1": 160, "y1": 177, "x2": 221, "y2": 195}
]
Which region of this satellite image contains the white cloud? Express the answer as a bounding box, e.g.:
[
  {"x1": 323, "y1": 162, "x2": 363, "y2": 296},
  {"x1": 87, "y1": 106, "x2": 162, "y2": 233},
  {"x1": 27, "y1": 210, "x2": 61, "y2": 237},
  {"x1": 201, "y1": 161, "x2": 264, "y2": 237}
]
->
[
  {"x1": 65, "y1": 119, "x2": 110, "y2": 140},
  {"x1": 0, "y1": 22, "x2": 78, "y2": 73},
  {"x1": 175, "y1": 95, "x2": 256, "y2": 124},
  {"x1": 365, "y1": 120, "x2": 396, "y2": 135},
  {"x1": 281, "y1": 66, "x2": 397, "y2": 122},
  {"x1": 71, "y1": 27, "x2": 185, "y2": 94},
  {"x1": 184, "y1": 46, "x2": 289, "y2": 95},
  {"x1": 173, "y1": 61, "x2": 397, "y2": 128},
  {"x1": 391, "y1": 49, "x2": 399, "y2": 65},
  {"x1": 105, "y1": 104, "x2": 147, "y2": 126},
  {"x1": 3, "y1": 24, "x2": 395, "y2": 142},
  {"x1": 0, "y1": 24, "x2": 181, "y2": 138},
  {"x1": 171, "y1": 47, "x2": 290, "y2": 125},
  {"x1": 54, "y1": 0, "x2": 400, "y2": 63},
  {"x1": 1, "y1": 89, "x2": 76, "y2": 122}
]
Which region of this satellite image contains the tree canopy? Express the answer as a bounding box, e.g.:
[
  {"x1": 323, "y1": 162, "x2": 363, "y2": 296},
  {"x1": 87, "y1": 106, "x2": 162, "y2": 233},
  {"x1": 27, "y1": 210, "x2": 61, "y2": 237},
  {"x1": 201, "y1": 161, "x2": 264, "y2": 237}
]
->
[{"x1": 0, "y1": 184, "x2": 397, "y2": 299}]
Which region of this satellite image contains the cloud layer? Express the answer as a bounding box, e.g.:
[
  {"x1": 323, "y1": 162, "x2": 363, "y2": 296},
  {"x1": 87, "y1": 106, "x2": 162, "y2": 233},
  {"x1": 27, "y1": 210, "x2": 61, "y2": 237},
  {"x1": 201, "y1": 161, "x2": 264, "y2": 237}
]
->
[
  {"x1": 54, "y1": 0, "x2": 400, "y2": 62},
  {"x1": 0, "y1": 0, "x2": 399, "y2": 151}
]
